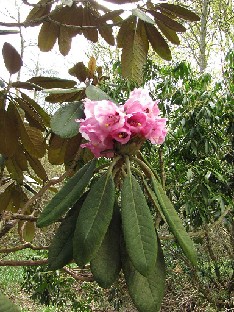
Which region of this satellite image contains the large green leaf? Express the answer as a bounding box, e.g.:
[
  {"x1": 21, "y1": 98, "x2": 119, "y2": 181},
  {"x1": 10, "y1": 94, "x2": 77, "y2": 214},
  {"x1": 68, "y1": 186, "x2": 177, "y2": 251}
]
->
[
  {"x1": 73, "y1": 173, "x2": 115, "y2": 266},
  {"x1": 48, "y1": 195, "x2": 86, "y2": 270},
  {"x1": 0, "y1": 292, "x2": 20, "y2": 312},
  {"x1": 121, "y1": 19, "x2": 149, "y2": 84},
  {"x1": 90, "y1": 206, "x2": 121, "y2": 288},
  {"x1": 121, "y1": 173, "x2": 158, "y2": 276},
  {"x1": 85, "y1": 85, "x2": 113, "y2": 101},
  {"x1": 50, "y1": 102, "x2": 84, "y2": 139},
  {"x1": 122, "y1": 240, "x2": 166, "y2": 312},
  {"x1": 37, "y1": 160, "x2": 96, "y2": 227},
  {"x1": 152, "y1": 177, "x2": 197, "y2": 266}
]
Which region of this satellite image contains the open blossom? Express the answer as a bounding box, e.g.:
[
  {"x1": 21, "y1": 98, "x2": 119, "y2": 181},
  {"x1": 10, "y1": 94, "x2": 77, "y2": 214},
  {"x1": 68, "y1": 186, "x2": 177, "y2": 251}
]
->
[{"x1": 77, "y1": 88, "x2": 167, "y2": 158}]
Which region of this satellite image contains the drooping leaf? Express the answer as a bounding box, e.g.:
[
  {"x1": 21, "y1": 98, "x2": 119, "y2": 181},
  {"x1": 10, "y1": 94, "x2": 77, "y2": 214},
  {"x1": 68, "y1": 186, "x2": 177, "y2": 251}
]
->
[
  {"x1": 0, "y1": 292, "x2": 21, "y2": 312},
  {"x1": 132, "y1": 8, "x2": 154, "y2": 24},
  {"x1": 117, "y1": 15, "x2": 135, "y2": 48},
  {"x1": 159, "y1": 4, "x2": 200, "y2": 21},
  {"x1": 14, "y1": 144, "x2": 28, "y2": 171},
  {"x1": 150, "y1": 11, "x2": 186, "y2": 32},
  {"x1": 27, "y1": 77, "x2": 76, "y2": 89},
  {"x1": 145, "y1": 23, "x2": 172, "y2": 61},
  {"x1": 25, "y1": 0, "x2": 52, "y2": 22},
  {"x1": 155, "y1": 20, "x2": 180, "y2": 45},
  {"x1": 0, "y1": 183, "x2": 14, "y2": 213},
  {"x1": 91, "y1": 206, "x2": 121, "y2": 288},
  {"x1": 38, "y1": 21, "x2": 59, "y2": 52},
  {"x1": 5, "y1": 158, "x2": 24, "y2": 184},
  {"x1": 37, "y1": 160, "x2": 96, "y2": 227},
  {"x1": 152, "y1": 177, "x2": 197, "y2": 266},
  {"x1": 85, "y1": 85, "x2": 113, "y2": 101},
  {"x1": 98, "y1": 25, "x2": 115, "y2": 46},
  {"x1": 0, "y1": 109, "x2": 19, "y2": 157},
  {"x1": 48, "y1": 134, "x2": 67, "y2": 165},
  {"x1": 21, "y1": 124, "x2": 46, "y2": 159},
  {"x1": 82, "y1": 5, "x2": 98, "y2": 43},
  {"x1": 122, "y1": 239, "x2": 166, "y2": 312},
  {"x1": 121, "y1": 173, "x2": 158, "y2": 276},
  {"x1": 50, "y1": 102, "x2": 84, "y2": 139},
  {"x1": 121, "y1": 19, "x2": 149, "y2": 84},
  {"x1": 48, "y1": 195, "x2": 86, "y2": 270},
  {"x1": 26, "y1": 153, "x2": 48, "y2": 181},
  {"x1": 2, "y1": 42, "x2": 23, "y2": 75},
  {"x1": 11, "y1": 81, "x2": 42, "y2": 91},
  {"x1": 64, "y1": 134, "x2": 82, "y2": 164},
  {"x1": 58, "y1": 26, "x2": 72, "y2": 56},
  {"x1": 73, "y1": 173, "x2": 115, "y2": 266}
]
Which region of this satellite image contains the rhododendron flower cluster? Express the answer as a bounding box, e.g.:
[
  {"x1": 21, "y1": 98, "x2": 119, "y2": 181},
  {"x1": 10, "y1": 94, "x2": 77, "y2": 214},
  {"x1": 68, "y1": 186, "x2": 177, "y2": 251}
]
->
[{"x1": 77, "y1": 88, "x2": 167, "y2": 158}]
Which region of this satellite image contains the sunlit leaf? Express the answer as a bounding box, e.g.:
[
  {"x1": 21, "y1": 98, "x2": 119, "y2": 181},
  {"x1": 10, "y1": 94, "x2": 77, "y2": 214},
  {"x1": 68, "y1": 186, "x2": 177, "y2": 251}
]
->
[
  {"x1": 38, "y1": 21, "x2": 59, "y2": 52},
  {"x1": 132, "y1": 8, "x2": 154, "y2": 24},
  {"x1": 155, "y1": 20, "x2": 180, "y2": 45}
]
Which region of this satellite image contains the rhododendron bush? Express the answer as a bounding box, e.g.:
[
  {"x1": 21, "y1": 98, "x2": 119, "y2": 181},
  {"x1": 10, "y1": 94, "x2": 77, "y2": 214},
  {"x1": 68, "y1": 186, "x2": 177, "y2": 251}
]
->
[
  {"x1": 78, "y1": 88, "x2": 167, "y2": 158},
  {"x1": 37, "y1": 88, "x2": 197, "y2": 312}
]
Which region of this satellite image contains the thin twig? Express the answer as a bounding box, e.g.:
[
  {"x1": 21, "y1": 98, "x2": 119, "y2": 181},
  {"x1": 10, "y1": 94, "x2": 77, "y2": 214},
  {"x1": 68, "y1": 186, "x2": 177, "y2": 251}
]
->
[
  {"x1": 62, "y1": 267, "x2": 94, "y2": 282},
  {"x1": 0, "y1": 243, "x2": 49, "y2": 253},
  {"x1": 0, "y1": 259, "x2": 48, "y2": 266}
]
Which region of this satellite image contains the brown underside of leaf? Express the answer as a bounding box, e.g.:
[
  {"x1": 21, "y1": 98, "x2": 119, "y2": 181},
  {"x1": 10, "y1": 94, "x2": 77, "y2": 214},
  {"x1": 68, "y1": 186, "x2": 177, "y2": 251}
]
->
[
  {"x1": 155, "y1": 20, "x2": 180, "y2": 45},
  {"x1": 45, "y1": 90, "x2": 85, "y2": 103},
  {"x1": 145, "y1": 23, "x2": 172, "y2": 61},
  {"x1": 159, "y1": 3, "x2": 200, "y2": 21},
  {"x1": 121, "y1": 19, "x2": 149, "y2": 84},
  {"x1": 117, "y1": 16, "x2": 135, "y2": 48},
  {"x1": 26, "y1": 153, "x2": 48, "y2": 181},
  {"x1": 2, "y1": 42, "x2": 23, "y2": 75},
  {"x1": 69, "y1": 62, "x2": 89, "y2": 82},
  {"x1": 48, "y1": 133, "x2": 67, "y2": 165},
  {"x1": 150, "y1": 10, "x2": 186, "y2": 32},
  {"x1": 25, "y1": 0, "x2": 52, "y2": 22},
  {"x1": 38, "y1": 21, "x2": 59, "y2": 52},
  {"x1": 98, "y1": 26, "x2": 115, "y2": 46}
]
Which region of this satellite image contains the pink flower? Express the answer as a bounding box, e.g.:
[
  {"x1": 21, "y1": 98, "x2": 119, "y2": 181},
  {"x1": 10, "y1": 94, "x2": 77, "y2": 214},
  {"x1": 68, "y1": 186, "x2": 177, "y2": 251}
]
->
[
  {"x1": 77, "y1": 88, "x2": 167, "y2": 158},
  {"x1": 145, "y1": 118, "x2": 167, "y2": 144}
]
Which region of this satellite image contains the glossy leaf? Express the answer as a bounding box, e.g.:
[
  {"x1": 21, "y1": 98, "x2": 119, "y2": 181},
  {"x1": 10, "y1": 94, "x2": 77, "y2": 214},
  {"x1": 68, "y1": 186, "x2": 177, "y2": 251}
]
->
[
  {"x1": 37, "y1": 160, "x2": 96, "y2": 227},
  {"x1": 2, "y1": 42, "x2": 23, "y2": 75},
  {"x1": 91, "y1": 206, "x2": 121, "y2": 288},
  {"x1": 50, "y1": 102, "x2": 84, "y2": 138},
  {"x1": 121, "y1": 19, "x2": 149, "y2": 84},
  {"x1": 122, "y1": 240, "x2": 166, "y2": 312},
  {"x1": 121, "y1": 173, "x2": 158, "y2": 276},
  {"x1": 152, "y1": 177, "x2": 197, "y2": 266},
  {"x1": 159, "y1": 4, "x2": 200, "y2": 22},
  {"x1": 145, "y1": 23, "x2": 172, "y2": 61},
  {"x1": 73, "y1": 173, "x2": 115, "y2": 266},
  {"x1": 0, "y1": 292, "x2": 20, "y2": 312},
  {"x1": 48, "y1": 195, "x2": 86, "y2": 270}
]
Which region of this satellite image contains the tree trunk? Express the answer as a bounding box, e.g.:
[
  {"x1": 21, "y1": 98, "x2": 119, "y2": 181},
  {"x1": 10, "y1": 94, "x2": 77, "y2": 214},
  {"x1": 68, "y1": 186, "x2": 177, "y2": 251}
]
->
[{"x1": 199, "y1": 0, "x2": 210, "y2": 73}]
